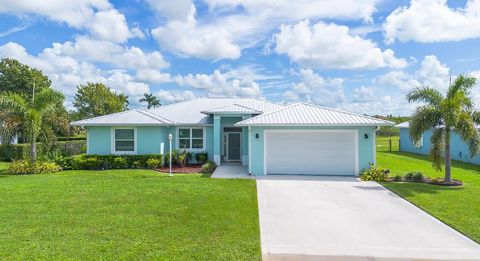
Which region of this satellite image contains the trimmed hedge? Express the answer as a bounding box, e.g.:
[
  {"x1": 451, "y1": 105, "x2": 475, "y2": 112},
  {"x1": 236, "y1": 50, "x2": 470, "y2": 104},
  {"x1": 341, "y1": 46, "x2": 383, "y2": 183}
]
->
[
  {"x1": 72, "y1": 154, "x2": 164, "y2": 170},
  {"x1": 0, "y1": 140, "x2": 86, "y2": 161}
]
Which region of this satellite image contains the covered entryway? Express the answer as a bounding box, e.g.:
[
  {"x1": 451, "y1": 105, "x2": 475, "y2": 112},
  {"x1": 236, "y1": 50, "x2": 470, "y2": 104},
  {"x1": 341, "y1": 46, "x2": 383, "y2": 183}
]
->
[{"x1": 264, "y1": 130, "x2": 357, "y2": 176}]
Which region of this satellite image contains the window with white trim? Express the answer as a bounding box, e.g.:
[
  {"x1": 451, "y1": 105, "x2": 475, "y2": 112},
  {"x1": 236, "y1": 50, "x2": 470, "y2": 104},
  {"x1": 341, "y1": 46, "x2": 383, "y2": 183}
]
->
[
  {"x1": 413, "y1": 134, "x2": 423, "y2": 148},
  {"x1": 114, "y1": 128, "x2": 135, "y2": 152},
  {"x1": 178, "y1": 128, "x2": 204, "y2": 149}
]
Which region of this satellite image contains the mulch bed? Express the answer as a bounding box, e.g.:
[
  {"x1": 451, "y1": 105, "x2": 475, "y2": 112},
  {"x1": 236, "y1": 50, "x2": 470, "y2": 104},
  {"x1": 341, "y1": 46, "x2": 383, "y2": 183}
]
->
[
  {"x1": 389, "y1": 177, "x2": 463, "y2": 187},
  {"x1": 156, "y1": 165, "x2": 202, "y2": 173}
]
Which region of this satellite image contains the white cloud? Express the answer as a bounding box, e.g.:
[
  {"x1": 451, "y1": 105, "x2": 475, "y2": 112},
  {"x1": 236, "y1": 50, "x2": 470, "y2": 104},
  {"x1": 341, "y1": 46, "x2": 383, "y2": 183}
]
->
[
  {"x1": 0, "y1": 1, "x2": 142, "y2": 43},
  {"x1": 55, "y1": 36, "x2": 169, "y2": 70},
  {"x1": 174, "y1": 69, "x2": 261, "y2": 97},
  {"x1": 135, "y1": 69, "x2": 172, "y2": 83},
  {"x1": 384, "y1": 0, "x2": 480, "y2": 43},
  {"x1": 376, "y1": 55, "x2": 450, "y2": 91},
  {"x1": 151, "y1": 19, "x2": 241, "y2": 60},
  {"x1": 284, "y1": 69, "x2": 345, "y2": 106},
  {"x1": 150, "y1": 0, "x2": 381, "y2": 60},
  {"x1": 88, "y1": 9, "x2": 143, "y2": 43},
  {"x1": 274, "y1": 20, "x2": 407, "y2": 70},
  {"x1": 352, "y1": 86, "x2": 376, "y2": 102},
  {"x1": 156, "y1": 90, "x2": 196, "y2": 104},
  {"x1": 0, "y1": 0, "x2": 111, "y2": 27}
]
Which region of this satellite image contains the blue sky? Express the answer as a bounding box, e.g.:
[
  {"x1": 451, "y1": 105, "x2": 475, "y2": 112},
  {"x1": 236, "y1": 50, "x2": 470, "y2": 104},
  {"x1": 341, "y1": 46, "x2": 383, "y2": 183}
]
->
[{"x1": 0, "y1": 0, "x2": 479, "y2": 115}]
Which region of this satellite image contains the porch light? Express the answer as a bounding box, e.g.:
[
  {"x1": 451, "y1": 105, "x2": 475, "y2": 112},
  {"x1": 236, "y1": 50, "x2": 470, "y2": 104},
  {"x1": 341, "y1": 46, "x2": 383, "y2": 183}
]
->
[
  {"x1": 364, "y1": 134, "x2": 369, "y2": 139},
  {"x1": 255, "y1": 133, "x2": 259, "y2": 139},
  {"x1": 169, "y1": 133, "x2": 173, "y2": 177}
]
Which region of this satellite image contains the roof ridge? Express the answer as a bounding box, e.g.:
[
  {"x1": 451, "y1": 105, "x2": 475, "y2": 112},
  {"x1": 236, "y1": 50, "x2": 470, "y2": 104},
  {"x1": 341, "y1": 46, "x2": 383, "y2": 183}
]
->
[
  {"x1": 236, "y1": 103, "x2": 300, "y2": 124},
  {"x1": 231, "y1": 103, "x2": 262, "y2": 112},
  {"x1": 299, "y1": 102, "x2": 394, "y2": 124},
  {"x1": 136, "y1": 109, "x2": 175, "y2": 124}
]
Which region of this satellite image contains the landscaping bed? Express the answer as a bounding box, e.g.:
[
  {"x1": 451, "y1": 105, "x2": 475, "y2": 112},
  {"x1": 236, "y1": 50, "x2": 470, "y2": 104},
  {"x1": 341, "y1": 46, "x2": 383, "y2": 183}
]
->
[{"x1": 156, "y1": 164, "x2": 203, "y2": 173}]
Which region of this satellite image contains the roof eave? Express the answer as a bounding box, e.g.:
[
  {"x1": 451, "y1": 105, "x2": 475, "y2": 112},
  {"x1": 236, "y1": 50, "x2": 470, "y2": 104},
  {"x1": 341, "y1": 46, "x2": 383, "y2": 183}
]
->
[{"x1": 235, "y1": 123, "x2": 395, "y2": 127}]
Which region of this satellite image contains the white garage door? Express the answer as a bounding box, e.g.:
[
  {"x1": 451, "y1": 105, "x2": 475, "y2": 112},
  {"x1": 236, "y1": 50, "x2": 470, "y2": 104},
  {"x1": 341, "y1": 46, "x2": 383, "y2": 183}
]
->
[{"x1": 265, "y1": 130, "x2": 357, "y2": 176}]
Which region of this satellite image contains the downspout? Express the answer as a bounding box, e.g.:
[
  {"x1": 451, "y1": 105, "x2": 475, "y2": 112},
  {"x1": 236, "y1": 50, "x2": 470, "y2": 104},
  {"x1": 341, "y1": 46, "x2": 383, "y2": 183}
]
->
[
  {"x1": 248, "y1": 126, "x2": 252, "y2": 175},
  {"x1": 373, "y1": 126, "x2": 380, "y2": 165}
]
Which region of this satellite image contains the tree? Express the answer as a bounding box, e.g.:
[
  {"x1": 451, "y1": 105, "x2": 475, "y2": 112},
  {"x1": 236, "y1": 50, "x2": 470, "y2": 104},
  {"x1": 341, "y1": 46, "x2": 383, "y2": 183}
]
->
[
  {"x1": 73, "y1": 83, "x2": 129, "y2": 119},
  {"x1": 0, "y1": 58, "x2": 50, "y2": 97},
  {"x1": 139, "y1": 93, "x2": 161, "y2": 109},
  {"x1": 407, "y1": 75, "x2": 480, "y2": 183},
  {"x1": 0, "y1": 88, "x2": 64, "y2": 161}
]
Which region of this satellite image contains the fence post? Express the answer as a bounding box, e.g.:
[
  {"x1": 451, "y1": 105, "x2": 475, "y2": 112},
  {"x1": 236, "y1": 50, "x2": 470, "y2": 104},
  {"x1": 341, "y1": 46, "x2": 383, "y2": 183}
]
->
[{"x1": 389, "y1": 138, "x2": 392, "y2": 152}]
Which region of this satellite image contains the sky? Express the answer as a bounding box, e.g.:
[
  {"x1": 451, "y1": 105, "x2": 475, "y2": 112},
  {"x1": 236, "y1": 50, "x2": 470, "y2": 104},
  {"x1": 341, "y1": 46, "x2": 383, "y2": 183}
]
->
[{"x1": 0, "y1": 0, "x2": 479, "y2": 116}]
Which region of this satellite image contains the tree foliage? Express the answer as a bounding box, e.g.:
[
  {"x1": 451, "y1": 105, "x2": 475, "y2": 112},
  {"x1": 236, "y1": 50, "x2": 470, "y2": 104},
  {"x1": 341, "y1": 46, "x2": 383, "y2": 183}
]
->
[
  {"x1": 73, "y1": 83, "x2": 129, "y2": 119},
  {"x1": 139, "y1": 93, "x2": 161, "y2": 109},
  {"x1": 0, "y1": 89, "x2": 65, "y2": 161},
  {"x1": 407, "y1": 75, "x2": 480, "y2": 183},
  {"x1": 0, "y1": 58, "x2": 51, "y2": 98}
]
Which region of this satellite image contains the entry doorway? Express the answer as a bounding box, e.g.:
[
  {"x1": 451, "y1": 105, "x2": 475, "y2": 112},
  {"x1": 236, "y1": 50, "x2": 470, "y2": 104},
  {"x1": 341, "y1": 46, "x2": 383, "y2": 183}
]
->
[{"x1": 225, "y1": 130, "x2": 241, "y2": 162}]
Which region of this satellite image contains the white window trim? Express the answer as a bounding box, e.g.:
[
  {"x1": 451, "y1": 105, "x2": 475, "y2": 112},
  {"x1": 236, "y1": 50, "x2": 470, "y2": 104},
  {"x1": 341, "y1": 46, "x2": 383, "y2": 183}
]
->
[
  {"x1": 111, "y1": 127, "x2": 137, "y2": 155},
  {"x1": 413, "y1": 134, "x2": 423, "y2": 148},
  {"x1": 176, "y1": 127, "x2": 206, "y2": 152}
]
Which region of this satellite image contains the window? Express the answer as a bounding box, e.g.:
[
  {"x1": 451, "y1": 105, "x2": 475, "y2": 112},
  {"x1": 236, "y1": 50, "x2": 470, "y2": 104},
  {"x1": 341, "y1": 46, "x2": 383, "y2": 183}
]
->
[
  {"x1": 114, "y1": 128, "x2": 135, "y2": 153},
  {"x1": 178, "y1": 128, "x2": 204, "y2": 149},
  {"x1": 413, "y1": 134, "x2": 423, "y2": 148}
]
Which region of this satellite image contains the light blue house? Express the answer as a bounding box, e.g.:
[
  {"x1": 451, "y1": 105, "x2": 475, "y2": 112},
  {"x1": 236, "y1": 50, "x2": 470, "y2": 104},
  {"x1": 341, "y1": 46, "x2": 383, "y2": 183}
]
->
[
  {"x1": 396, "y1": 121, "x2": 480, "y2": 165},
  {"x1": 71, "y1": 98, "x2": 392, "y2": 176}
]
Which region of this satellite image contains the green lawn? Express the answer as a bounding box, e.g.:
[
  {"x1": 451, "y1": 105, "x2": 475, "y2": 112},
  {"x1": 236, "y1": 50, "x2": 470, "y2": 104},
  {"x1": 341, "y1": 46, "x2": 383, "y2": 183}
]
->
[
  {"x1": 0, "y1": 163, "x2": 260, "y2": 260},
  {"x1": 376, "y1": 136, "x2": 400, "y2": 152},
  {"x1": 377, "y1": 152, "x2": 480, "y2": 243}
]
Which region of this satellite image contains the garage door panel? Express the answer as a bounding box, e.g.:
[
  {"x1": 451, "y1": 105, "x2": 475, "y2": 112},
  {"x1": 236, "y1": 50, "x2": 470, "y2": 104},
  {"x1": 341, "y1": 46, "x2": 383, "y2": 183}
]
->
[{"x1": 265, "y1": 131, "x2": 356, "y2": 176}]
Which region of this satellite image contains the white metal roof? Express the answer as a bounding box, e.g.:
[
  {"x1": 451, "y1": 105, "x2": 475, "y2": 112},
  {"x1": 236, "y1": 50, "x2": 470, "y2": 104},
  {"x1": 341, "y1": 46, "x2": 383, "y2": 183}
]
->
[
  {"x1": 147, "y1": 98, "x2": 283, "y2": 124},
  {"x1": 236, "y1": 103, "x2": 394, "y2": 126},
  {"x1": 201, "y1": 104, "x2": 262, "y2": 115},
  {"x1": 395, "y1": 121, "x2": 480, "y2": 129},
  {"x1": 394, "y1": 121, "x2": 410, "y2": 128},
  {"x1": 71, "y1": 98, "x2": 283, "y2": 126},
  {"x1": 70, "y1": 109, "x2": 173, "y2": 126}
]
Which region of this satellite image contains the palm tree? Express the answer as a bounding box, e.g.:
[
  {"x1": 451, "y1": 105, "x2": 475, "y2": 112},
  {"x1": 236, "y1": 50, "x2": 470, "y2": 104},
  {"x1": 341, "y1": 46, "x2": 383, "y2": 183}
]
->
[
  {"x1": 407, "y1": 75, "x2": 480, "y2": 183},
  {"x1": 139, "y1": 93, "x2": 161, "y2": 109},
  {"x1": 0, "y1": 88, "x2": 64, "y2": 162}
]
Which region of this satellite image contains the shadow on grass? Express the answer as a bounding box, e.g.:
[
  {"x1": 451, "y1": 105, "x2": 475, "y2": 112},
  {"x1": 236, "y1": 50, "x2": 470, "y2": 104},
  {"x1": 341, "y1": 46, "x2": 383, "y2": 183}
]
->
[{"x1": 382, "y1": 181, "x2": 465, "y2": 197}]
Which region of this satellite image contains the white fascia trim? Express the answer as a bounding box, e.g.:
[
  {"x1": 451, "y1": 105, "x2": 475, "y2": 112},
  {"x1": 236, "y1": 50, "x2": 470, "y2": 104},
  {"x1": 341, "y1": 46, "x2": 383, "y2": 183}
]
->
[{"x1": 235, "y1": 123, "x2": 394, "y2": 127}]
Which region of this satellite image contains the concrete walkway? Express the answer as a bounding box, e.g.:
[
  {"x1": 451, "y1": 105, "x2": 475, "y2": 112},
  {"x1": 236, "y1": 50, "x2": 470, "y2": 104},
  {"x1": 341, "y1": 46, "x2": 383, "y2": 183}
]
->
[
  {"x1": 257, "y1": 175, "x2": 480, "y2": 260},
  {"x1": 211, "y1": 164, "x2": 252, "y2": 179}
]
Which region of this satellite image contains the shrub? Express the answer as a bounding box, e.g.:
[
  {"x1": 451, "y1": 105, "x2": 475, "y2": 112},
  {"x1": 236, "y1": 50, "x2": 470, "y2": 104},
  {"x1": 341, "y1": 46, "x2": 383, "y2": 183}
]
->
[
  {"x1": 0, "y1": 140, "x2": 86, "y2": 161},
  {"x1": 112, "y1": 157, "x2": 128, "y2": 169},
  {"x1": 8, "y1": 160, "x2": 62, "y2": 175},
  {"x1": 404, "y1": 171, "x2": 424, "y2": 182},
  {"x1": 201, "y1": 161, "x2": 216, "y2": 174},
  {"x1": 146, "y1": 158, "x2": 161, "y2": 169},
  {"x1": 392, "y1": 174, "x2": 403, "y2": 182},
  {"x1": 178, "y1": 153, "x2": 187, "y2": 167},
  {"x1": 71, "y1": 154, "x2": 164, "y2": 170},
  {"x1": 195, "y1": 151, "x2": 208, "y2": 164},
  {"x1": 360, "y1": 165, "x2": 390, "y2": 182},
  {"x1": 164, "y1": 150, "x2": 179, "y2": 166}
]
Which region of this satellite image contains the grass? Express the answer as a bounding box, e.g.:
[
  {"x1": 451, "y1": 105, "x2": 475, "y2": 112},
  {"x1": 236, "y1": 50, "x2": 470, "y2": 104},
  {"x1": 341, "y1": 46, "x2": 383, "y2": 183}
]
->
[
  {"x1": 377, "y1": 151, "x2": 480, "y2": 243},
  {"x1": 0, "y1": 163, "x2": 260, "y2": 260}
]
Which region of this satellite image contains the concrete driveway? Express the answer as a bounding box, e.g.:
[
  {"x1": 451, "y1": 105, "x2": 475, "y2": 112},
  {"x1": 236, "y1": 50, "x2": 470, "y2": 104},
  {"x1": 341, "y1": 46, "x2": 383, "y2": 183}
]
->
[{"x1": 257, "y1": 176, "x2": 480, "y2": 260}]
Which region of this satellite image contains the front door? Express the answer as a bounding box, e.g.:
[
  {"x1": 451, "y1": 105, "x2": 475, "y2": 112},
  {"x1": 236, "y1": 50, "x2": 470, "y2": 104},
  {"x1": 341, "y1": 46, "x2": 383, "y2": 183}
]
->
[{"x1": 227, "y1": 132, "x2": 241, "y2": 161}]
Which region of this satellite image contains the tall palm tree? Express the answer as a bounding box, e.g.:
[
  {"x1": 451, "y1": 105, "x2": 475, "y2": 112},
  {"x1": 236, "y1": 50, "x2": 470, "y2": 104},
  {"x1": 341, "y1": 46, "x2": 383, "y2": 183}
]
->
[
  {"x1": 407, "y1": 75, "x2": 480, "y2": 183},
  {"x1": 0, "y1": 88, "x2": 64, "y2": 162},
  {"x1": 139, "y1": 93, "x2": 161, "y2": 109}
]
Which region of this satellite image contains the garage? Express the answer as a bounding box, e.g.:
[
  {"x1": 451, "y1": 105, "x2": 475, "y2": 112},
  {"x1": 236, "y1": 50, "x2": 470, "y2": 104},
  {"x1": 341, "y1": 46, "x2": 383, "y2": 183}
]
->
[{"x1": 264, "y1": 130, "x2": 358, "y2": 176}]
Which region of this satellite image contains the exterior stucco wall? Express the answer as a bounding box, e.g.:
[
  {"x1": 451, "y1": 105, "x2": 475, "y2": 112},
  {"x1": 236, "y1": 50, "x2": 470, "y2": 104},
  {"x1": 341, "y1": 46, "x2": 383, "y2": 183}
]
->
[
  {"x1": 137, "y1": 126, "x2": 163, "y2": 154},
  {"x1": 87, "y1": 126, "x2": 111, "y2": 155},
  {"x1": 249, "y1": 126, "x2": 376, "y2": 176},
  {"x1": 399, "y1": 128, "x2": 480, "y2": 165}
]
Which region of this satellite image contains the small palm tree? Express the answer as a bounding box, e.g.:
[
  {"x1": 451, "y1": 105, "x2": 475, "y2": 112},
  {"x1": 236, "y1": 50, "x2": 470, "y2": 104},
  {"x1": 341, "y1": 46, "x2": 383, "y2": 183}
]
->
[
  {"x1": 0, "y1": 88, "x2": 64, "y2": 162},
  {"x1": 139, "y1": 93, "x2": 161, "y2": 109},
  {"x1": 407, "y1": 75, "x2": 480, "y2": 183}
]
